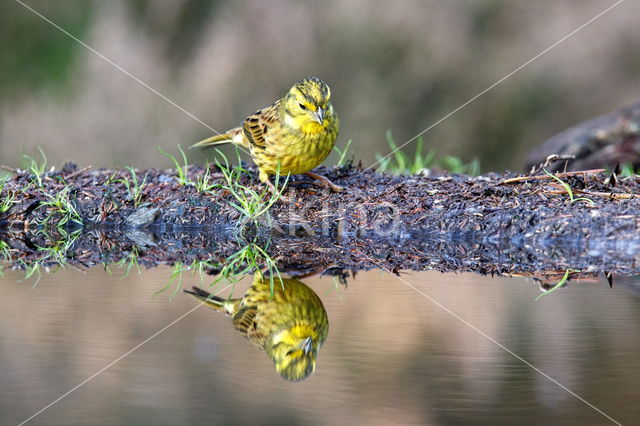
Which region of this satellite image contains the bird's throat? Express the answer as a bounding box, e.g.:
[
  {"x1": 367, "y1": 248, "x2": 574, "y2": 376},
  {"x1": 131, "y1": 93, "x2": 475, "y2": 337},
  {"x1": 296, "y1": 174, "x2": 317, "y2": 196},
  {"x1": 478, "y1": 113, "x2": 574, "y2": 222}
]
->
[{"x1": 300, "y1": 121, "x2": 325, "y2": 135}]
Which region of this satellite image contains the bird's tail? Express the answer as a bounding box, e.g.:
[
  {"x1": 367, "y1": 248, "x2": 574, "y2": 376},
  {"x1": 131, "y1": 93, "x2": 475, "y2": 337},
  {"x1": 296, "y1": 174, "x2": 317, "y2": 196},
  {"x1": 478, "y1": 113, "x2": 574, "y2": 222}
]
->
[
  {"x1": 184, "y1": 286, "x2": 238, "y2": 315},
  {"x1": 190, "y1": 128, "x2": 244, "y2": 149}
]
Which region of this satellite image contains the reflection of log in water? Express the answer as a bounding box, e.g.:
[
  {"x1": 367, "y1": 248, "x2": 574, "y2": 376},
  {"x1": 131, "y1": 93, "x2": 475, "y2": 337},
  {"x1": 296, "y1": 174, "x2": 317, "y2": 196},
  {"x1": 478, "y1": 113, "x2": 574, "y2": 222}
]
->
[
  {"x1": 185, "y1": 274, "x2": 328, "y2": 381},
  {"x1": 0, "y1": 224, "x2": 637, "y2": 278}
]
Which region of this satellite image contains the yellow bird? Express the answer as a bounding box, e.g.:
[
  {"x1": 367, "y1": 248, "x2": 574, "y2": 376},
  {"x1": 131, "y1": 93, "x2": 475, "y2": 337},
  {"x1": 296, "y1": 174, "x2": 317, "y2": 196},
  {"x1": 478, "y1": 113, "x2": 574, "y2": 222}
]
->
[
  {"x1": 185, "y1": 274, "x2": 329, "y2": 381},
  {"x1": 192, "y1": 77, "x2": 342, "y2": 192}
]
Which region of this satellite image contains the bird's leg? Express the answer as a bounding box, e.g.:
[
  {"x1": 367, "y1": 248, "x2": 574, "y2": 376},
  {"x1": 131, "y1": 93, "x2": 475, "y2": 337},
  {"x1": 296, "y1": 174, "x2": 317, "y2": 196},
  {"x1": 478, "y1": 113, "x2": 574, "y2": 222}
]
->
[
  {"x1": 258, "y1": 170, "x2": 276, "y2": 191},
  {"x1": 260, "y1": 171, "x2": 290, "y2": 201},
  {"x1": 304, "y1": 171, "x2": 344, "y2": 192},
  {"x1": 264, "y1": 178, "x2": 277, "y2": 193}
]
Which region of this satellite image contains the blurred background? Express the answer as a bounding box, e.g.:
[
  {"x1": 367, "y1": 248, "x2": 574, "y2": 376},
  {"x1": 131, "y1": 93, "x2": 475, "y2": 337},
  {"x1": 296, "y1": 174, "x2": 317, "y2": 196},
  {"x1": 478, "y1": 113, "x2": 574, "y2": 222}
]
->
[{"x1": 1, "y1": 0, "x2": 639, "y2": 172}]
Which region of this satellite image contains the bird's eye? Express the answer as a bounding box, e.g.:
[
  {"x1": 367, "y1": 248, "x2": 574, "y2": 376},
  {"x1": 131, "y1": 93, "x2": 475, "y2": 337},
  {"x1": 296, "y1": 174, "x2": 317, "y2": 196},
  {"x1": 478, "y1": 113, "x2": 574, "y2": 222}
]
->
[{"x1": 299, "y1": 103, "x2": 307, "y2": 110}]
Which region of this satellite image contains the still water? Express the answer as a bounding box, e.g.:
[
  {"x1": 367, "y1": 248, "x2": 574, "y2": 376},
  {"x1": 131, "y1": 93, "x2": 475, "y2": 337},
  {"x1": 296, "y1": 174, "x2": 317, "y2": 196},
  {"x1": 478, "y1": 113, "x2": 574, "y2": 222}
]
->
[{"x1": 1, "y1": 267, "x2": 638, "y2": 425}]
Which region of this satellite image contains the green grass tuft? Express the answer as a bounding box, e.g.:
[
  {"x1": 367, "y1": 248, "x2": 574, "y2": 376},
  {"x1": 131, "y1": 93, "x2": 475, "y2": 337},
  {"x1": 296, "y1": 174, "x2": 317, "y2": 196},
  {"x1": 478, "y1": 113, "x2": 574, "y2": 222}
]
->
[
  {"x1": 153, "y1": 261, "x2": 190, "y2": 300},
  {"x1": 211, "y1": 237, "x2": 283, "y2": 295},
  {"x1": 192, "y1": 161, "x2": 223, "y2": 193},
  {"x1": 536, "y1": 269, "x2": 579, "y2": 301},
  {"x1": 0, "y1": 240, "x2": 11, "y2": 279},
  {"x1": 160, "y1": 145, "x2": 190, "y2": 186},
  {"x1": 18, "y1": 259, "x2": 42, "y2": 288},
  {"x1": 376, "y1": 130, "x2": 480, "y2": 175},
  {"x1": 37, "y1": 186, "x2": 83, "y2": 228},
  {"x1": 215, "y1": 149, "x2": 288, "y2": 225},
  {"x1": 543, "y1": 169, "x2": 595, "y2": 205},
  {"x1": 333, "y1": 139, "x2": 353, "y2": 167},
  {"x1": 619, "y1": 164, "x2": 639, "y2": 177},
  {"x1": 153, "y1": 258, "x2": 219, "y2": 299},
  {"x1": 23, "y1": 146, "x2": 48, "y2": 188},
  {"x1": 112, "y1": 246, "x2": 142, "y2": 279},
  {"x1": 0, "y1": 177, "x2": 16, "y2": 214},
  {"x1": 35, "y1": 228, "x2": 81, "y2": 267},
  {"x1": 120, "y1": 167, "x2": 148, "y2": 208}
]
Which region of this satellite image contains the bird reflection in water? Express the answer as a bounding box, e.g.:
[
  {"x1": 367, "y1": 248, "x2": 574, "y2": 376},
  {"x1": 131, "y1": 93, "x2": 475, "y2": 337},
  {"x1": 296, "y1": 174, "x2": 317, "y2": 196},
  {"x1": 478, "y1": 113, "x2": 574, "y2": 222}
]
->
[{"x1": 185, "y1": 274, "x2": 328, "y2": 381}]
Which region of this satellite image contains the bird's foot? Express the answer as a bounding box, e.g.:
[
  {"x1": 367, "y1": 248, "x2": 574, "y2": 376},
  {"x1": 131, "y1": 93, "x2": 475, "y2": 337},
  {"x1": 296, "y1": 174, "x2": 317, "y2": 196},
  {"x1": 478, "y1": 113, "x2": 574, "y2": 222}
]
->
[
  {"x1": 304, "y1": 171, "x2": 344, "y2": 193},
  {"x1": 263, "y1": 178, "x2": 291, "y2": 202}
]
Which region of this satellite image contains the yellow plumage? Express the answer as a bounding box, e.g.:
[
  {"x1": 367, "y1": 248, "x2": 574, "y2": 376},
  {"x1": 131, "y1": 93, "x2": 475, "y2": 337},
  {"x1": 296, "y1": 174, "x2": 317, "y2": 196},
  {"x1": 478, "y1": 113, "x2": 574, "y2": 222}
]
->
[
  {"x1": 185, "y1": 274, "x2": 329, "y2": 381},
  {"x1": 192, "y1": 77, "x2": 342, "y2": 192}
]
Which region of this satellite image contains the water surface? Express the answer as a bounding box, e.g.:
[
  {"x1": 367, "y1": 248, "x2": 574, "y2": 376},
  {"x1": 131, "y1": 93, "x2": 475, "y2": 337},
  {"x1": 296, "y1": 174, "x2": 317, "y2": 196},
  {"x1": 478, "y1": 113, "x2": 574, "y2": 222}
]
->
[{"x1": 1, "y1": 267, "x2": 638, "y2": 425}]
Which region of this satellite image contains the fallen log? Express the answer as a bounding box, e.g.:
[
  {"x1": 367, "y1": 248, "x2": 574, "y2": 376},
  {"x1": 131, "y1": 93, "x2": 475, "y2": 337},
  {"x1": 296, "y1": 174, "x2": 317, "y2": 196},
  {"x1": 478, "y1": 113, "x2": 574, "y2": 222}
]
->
[{"x1": 1, "y1": 163, "x2": 639, "y2": 275}]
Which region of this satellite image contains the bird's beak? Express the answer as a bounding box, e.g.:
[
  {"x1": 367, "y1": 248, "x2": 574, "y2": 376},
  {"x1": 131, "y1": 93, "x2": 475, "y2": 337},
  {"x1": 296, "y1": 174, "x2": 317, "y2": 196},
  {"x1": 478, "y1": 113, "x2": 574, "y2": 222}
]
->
[
  {"x1": 312, "y1": 107, "x2": 324, "y2": 124},
  {"x1": 300, "y1": 337, "x2": 313, "y2": 355}
]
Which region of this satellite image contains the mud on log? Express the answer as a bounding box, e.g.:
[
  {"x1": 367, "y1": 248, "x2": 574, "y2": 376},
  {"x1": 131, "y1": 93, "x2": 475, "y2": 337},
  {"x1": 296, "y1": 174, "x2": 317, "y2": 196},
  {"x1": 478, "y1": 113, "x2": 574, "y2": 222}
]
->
[{"x1": 1, "y1": 163, "x2": 639, "y2": 275}]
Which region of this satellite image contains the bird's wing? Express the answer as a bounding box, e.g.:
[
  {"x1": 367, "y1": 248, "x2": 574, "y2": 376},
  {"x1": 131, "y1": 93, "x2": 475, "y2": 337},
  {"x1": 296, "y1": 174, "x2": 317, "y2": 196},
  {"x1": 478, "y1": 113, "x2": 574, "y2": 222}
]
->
[
  {"x1": 232, "y1": 307, "x2": 267, "y2": 348},
  {"x1": 242, "y1": 100, "x2": 281, "y2": 150}
]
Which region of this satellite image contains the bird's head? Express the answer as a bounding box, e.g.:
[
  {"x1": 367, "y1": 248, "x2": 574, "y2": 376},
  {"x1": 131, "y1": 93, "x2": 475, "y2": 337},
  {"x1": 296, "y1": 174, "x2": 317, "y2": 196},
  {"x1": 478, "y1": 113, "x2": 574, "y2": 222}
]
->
[
  {"x1": 283, "y1": 77, "x2": 336, "y2": 134},
  {"x1": 268, "y1": 325, "x2": 320, "y2": 381}
]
